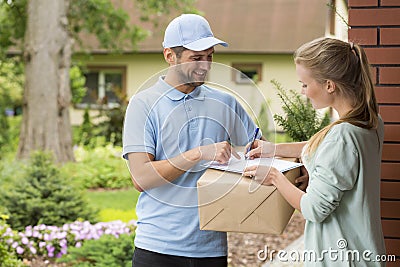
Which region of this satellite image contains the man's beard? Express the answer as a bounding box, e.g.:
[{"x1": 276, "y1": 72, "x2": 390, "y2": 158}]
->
[{"x1": 175, "y1": 64, "x2": 207, "y2": 88}]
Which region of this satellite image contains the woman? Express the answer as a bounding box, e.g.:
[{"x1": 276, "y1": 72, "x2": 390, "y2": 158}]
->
[{"x1": 244, "y1": 37, "x2": 386, "y2": 266}]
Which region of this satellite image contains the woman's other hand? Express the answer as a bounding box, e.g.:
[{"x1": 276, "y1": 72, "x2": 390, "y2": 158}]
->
[{"x1": 242, "y1": 165, "x2": 285, "y2": 186}]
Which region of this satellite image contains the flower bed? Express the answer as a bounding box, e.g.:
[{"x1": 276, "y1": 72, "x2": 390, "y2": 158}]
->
[{"x1": 0, "y1": 220, "x2": 136, "y2": 260}]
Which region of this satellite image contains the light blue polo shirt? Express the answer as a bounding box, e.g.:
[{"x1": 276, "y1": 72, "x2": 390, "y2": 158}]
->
[{"x1": 123, "y1": 76, "x2": 259, "y2": 257}]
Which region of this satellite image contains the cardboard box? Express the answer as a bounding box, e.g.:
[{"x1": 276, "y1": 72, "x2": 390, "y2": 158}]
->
[{"x1": 197, "y1": 159, "x2": 300, "y2": 234}]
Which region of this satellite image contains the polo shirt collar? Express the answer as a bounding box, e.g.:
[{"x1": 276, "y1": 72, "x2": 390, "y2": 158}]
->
[{"x1": 158, "y1": 76, "x2": 206, "y2": 101}]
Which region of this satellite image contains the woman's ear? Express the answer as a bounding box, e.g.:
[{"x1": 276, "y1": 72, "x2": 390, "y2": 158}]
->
[
  {"x1": 326, "y1": 80, "x2": 336, "y2": 94},
  {"x1": 163, "y1": 48, "x2": 175, "y2": 65}
]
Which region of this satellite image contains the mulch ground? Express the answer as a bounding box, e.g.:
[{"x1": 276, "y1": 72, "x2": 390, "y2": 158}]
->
[{"x1": 228, "y1": 212, "x2": 305, "y2": 267}]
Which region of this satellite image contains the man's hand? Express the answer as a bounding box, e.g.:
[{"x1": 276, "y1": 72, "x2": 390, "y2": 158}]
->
[{"x1": 198, "y1": 141, "x2": 239, "y2": 164}]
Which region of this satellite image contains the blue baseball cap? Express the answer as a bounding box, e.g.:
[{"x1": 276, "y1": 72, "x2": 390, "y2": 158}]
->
[{"x1": 162, "y1": 14, "x2": 228, "y2": 51}]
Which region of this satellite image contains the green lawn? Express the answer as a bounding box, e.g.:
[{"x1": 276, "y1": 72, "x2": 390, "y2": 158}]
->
[{"x1": 86, "y1": 188, "x2": 140, "y2": 222}]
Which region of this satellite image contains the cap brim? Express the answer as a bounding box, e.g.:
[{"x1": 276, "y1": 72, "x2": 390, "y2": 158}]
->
[{"x1": 183, "y1": 37, "x2": 228, "y2": 51}]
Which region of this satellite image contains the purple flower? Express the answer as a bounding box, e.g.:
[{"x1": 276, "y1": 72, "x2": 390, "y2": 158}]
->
[
  {"x1": 30, "y1": 246, "x2": 37, "y2": 254},
  {"x1": 1, "y1": 219, "x2": 137, "y2": 259},
  {"x1": 32, "y1": 230, "x2": 40, "y2": 238},
  {"x1": 46, "y1": 244, "x2": 55, "y2": 253},
  {"x1": 21, "y1": 237, "x2": 29, "y2": 245},
  {"x1": 16, "y1": 246, "x2": 24, "y2": 254}
]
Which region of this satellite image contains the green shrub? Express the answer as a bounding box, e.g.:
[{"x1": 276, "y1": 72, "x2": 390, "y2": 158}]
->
[
  {"x1": 57, "y1": 233, "x2": 134, "y2": 267},
  {"x1": 0, "y1": 150, "x2": 25, "y2": 186},
  {"x1": 78, "y1": 107, "x2": 95, "y2": 146},
  {"x1": 70, "y1": 63, "x2": 87, "y2": 105},
  {"x1": 272, "y1": 79, "x2": 330, "y2": 142},
  {"x1": 96, "y1": 105, "x2": 127, "y2": 147},
  {"x1": 0, "y1": 215, "x2": 25, "y2": 267},
  {"x1": 62, "y1": 144, "x2": 131, "y2": 189},
  {"x1": 0, "y1": 151, "x2": 97, "y2": 231},
  {"x1": 5, "y1": 116, "x2": 21, "y2": 154}
]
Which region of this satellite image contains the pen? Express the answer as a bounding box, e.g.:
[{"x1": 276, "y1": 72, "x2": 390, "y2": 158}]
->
[
  {"x1": 245, "y1": 127, "x2": 259, "y2": 159},
  {"x1": 227, "y1": 137, "x2": 234, "y2": 147}
]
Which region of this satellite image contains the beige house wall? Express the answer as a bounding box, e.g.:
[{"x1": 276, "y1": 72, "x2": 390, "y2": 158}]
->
[{"x1": 71, "y1": 52, "x2": 299, "y2": 132}]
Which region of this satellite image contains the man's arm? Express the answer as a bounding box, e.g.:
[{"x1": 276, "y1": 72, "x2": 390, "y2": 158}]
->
[{"x1": 127, "y1": 141, "x2": 238, "y2": 191}]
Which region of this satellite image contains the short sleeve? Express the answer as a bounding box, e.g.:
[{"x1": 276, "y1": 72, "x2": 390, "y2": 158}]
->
[
  {"x1": 300, "y1": 139, "x2": 359, "y2": 223},
  {"x1": 122, "y1": 96, "x2": 156, "y2": 160}
]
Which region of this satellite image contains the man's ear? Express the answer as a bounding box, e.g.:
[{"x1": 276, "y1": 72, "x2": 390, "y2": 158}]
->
[
  {"x1": 163, "y1": 48, "x2": 175, "y2": 65},
  {"x1": 326, "y1": 80, "x2": 336, "y2": 94}
]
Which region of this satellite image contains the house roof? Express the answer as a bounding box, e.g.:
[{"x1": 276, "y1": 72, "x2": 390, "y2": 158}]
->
[{"x1": 85, "y1": 0, "x2": 329, "y2": 54}]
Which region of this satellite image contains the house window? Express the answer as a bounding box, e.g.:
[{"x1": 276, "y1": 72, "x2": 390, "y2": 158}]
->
[
  {"x1": 232, "y1": 63, "x2": 262, "y2": 84},
  {"x1": 78, "y1": 66, "x2": 126, "y2": 109}
]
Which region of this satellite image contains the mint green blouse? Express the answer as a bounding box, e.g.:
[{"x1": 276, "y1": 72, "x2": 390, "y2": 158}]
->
[{"x1": 300, "y1": 117, "x2": 386, "y2": 266}]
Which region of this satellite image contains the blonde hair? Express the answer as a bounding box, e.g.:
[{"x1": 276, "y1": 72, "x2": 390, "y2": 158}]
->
[{"x1": 294, "y1": 37, "x2": 379, "y2": 156}]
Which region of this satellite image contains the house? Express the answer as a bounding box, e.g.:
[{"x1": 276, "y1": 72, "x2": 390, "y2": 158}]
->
[{"x1": 71, "y1": 0, "x2": 349, "y2": 129}]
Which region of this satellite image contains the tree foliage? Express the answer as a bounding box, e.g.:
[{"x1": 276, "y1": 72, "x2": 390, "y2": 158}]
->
[
  {"x1": 0, "y1": 58, "x2": 24, "y2": 111},
  {"x1": 272, "y1": 79, "x2": 330, "y2": 142},
  {"x1": 0, "y1": 0, "x2": 196, "y2": 162},
  {"x1": 0, "y1": 0, "x2": 196, "y2": 55},
  {"x1": 136, "y1": 0, "x2": 199, "y2": 25}
]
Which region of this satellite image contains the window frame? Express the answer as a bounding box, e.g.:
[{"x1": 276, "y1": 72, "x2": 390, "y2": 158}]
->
[
  {"x1": 231, "y1": 63, "x2": 263, "y2": 84},
  {"x1": 75, "y1": 65, "x2": 127, "y2": 109}
]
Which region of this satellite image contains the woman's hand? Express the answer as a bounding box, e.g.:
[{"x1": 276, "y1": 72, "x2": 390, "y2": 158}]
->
[
  {"x1": 243, "y1": 164, "x2": 305, "y2": 211},
  {"x1": 242, "y1": 165, "x2": 285, "y2": 186},
  {"x1": 295, "y1": 166, "x2": 309, "y2": 191},
  {"x1": 245, "y1": 140, "x2": 276, "y2": 159}
]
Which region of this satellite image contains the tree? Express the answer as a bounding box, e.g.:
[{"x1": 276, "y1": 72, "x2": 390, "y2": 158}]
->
[
  {"x1": 0, "y1": 0, "x2": 196, "y2": 163},
  {"x1": 17, "y1": 0, "x2": 74, "y2": 162}
]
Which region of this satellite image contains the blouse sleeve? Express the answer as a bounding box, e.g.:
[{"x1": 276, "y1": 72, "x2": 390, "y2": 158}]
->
[{"x1": 300, "y1": 139, "x2": 359, "y2": 223}]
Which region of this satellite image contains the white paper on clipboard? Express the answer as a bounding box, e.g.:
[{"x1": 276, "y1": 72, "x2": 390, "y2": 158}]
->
[{"x1": 207, "y1": 152, "x2": 302, "y2": 173}]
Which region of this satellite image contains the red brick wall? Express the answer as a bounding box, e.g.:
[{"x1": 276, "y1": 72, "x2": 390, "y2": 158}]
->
[{"x1": 348, "y1": 0, "x2": 400, "y2": 265}]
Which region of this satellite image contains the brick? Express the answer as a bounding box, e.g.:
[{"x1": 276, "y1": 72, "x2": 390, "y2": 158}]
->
[
  {"x1": 384, "y1": 238, "x2": 400, "y2": 256},
  {"x1": 375, "y1": 86, "x2": 400, "y2": 104},
  {"x1": 382, "y1": 143, "x2": 400, "y2": 161},
  {"x1": 349, "y1": 28, "x2": 377, "y2": 45},
  {"x1": 349, "y1": 8, "x2": 400, "y2": 26},
  {"x1": 380, "y1": 105, "x2": 400, "y2": 122},
  {"x1": 364, "y1": 47, "x2": 400, "y2": 64},
  {"x1": 386, "y1": 259, "x2": 400, "y2": 267},
  {"x1": 382, "y1": 219, "x2": 400, "y2": 238},
  {"x1": 380, "y1": 67, "x2": 400, "y2": 84},
  {"x1": 384, "y1": 124, "x2": 400, "y2": 141},
  {"x1": 381, "y1": 201, "x2": 400, "y2": 218},
  {"x1": 348, "y1": 0, "x2": 378, "y2": 7},
  {"x1": 381, "y1": 181, "x2": 400, "y2": 199},
  {"x1": 381, "y1": 28, "x2": 400, "y2": 45},
  {"x1": 381, "y1": 0, "x2": 400, "y2": 6},
  {"x1": 381, "y1": 162, "x2": 400, "y2": 180}
]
